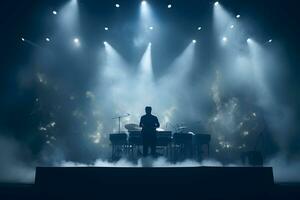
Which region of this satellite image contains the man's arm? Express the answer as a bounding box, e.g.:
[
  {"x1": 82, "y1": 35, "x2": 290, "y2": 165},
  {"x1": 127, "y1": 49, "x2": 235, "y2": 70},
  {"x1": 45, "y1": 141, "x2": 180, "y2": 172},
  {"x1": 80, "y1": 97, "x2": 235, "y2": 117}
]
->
[
  {"x1": 139, "y1": 116, "x2": 144, "y2": 127},
  {"x1": 155, "y1": 117, "x2": 160, "y2": 128}
]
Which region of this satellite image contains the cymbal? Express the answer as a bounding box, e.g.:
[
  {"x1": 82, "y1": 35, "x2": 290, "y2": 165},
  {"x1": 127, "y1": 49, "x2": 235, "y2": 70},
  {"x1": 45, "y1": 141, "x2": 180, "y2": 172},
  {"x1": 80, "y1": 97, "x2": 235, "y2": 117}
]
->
[
  {"x1": 177, "y1": 126, "x2": 187, "y2": 129},
  {"x1": 124, "y1": 123, "x2": 141, "y2": 131}
]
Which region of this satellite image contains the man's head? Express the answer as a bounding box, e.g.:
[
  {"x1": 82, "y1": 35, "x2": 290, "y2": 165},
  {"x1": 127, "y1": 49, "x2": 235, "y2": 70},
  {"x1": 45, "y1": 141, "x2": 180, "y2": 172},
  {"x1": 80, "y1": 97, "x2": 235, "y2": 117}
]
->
[{"x1": 145, "y1": 106, "x2": 152, "y2": 115}]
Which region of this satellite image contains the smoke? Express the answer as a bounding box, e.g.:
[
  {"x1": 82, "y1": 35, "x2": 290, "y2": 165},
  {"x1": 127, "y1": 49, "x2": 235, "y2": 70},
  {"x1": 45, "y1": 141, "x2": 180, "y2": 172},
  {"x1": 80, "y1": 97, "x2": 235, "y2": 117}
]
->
[
  {"x1": 0, "y1": 135, "x2": 35, "y2": 183},
  {"x1": 58, "y1": 157, "x2": 223, "y2": 168},
  {"x1": 266, "y1": 154, "x2": 300, "y2": 183}
]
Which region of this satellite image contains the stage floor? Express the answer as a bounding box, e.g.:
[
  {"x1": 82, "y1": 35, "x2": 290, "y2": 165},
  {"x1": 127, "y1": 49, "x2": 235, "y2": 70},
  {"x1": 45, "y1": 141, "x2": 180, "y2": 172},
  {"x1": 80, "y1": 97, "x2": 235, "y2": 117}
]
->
[{"x1": 1, "y1": 167, "x2": 300, "y2": 200}]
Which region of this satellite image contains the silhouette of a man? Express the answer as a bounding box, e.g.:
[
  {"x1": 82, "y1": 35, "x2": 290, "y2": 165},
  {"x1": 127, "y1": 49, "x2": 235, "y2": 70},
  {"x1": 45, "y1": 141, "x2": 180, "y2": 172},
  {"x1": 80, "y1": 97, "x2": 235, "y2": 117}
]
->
[{"x1": 139, "y1": 106, "x2": 160, "y2": 157}]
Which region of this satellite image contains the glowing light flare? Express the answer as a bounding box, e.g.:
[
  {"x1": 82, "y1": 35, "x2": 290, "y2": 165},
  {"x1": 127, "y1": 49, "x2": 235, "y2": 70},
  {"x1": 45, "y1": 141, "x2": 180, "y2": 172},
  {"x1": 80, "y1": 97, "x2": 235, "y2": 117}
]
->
[
  {"x1": 165, "y1": 42, "x2": 196, "y2": 83},
  {"x1": 138, "y1": 42, "x2": 153, "y2": 81},
  {"x1": 214, "y1": 2, "x2": 219, "y2": 6},
  {"x1": 103, "y1": 42, "x2": 129, "y2": 80},
  {"x1": 236, "y1": 14, "x2": 241, "y2": 19},
  {"x1": 52, "y1": 10, "x2": 57, "y2": 15},
  {"x1": 192, "y1": 39, "x2": 197, "y2": 44},
  {"x1": 140, "y1": 0, "x2": 153, "y2": 25},
  {"x1": 222, "y1": 36, "x2": 228, "y2": 43},
  {"x1": 59, "y1": 0, "x2": 79, "y2": 34},
  {"x1": 104, "y1": 27, "x2": 109, "y2": 31},
  {"x1": 45, "y1": 37, "x2": 50, "y2": 42},
  {"x1": 115, "y1": 4, "x2": 120, "y2": 8},
  {"x1": 247, "y1": 38, "x2": 273, "y2": 107},
  {"x1": 213, "y1": 2, "x2": 233, "y2": 35},
  {"x1": 73, "y1": 37, "x2": 80, "y2": 47},
  {"x1": 167, "y1": 4, "x2": 172, "y2": 8}
]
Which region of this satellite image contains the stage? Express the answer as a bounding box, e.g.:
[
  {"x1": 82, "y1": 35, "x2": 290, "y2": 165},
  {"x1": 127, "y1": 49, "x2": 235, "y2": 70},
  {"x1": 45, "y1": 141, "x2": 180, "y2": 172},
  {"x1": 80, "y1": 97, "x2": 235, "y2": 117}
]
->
[{"x1": 1, "y1": 166, "x2": 300, "y2": 199}]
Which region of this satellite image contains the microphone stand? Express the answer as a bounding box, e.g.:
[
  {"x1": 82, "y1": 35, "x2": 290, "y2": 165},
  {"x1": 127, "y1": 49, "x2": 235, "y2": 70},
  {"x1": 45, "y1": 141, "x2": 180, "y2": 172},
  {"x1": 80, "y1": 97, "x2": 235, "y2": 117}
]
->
[{"x1": 112, "y1": 113, "x2": 130, "y2": 133}]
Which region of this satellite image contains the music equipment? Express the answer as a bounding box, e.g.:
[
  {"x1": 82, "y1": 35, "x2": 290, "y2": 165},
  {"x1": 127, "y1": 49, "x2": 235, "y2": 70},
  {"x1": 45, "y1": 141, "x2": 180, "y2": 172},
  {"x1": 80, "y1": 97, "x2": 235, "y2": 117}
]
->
[
  {"x1": 124, "y1": 123, "x2": 141, "y2": 131},
  {"x1": 173, "y1": 132, "x2": 193, "y2": 145},
  {"x1": 156, "y1": 131, "x2": 172, "y2": 146},
  {"x1": 128, "y1": 131, "x2": 142, "y2": 145},
  {"x1": 109, "y1": 133, "x2": 127, "y2": 145}
]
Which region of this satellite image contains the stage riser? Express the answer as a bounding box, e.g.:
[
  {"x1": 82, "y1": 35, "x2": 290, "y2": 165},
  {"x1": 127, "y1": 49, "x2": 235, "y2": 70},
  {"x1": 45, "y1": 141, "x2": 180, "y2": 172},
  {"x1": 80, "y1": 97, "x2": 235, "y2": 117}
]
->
[{"x1": 35, "y1": 167, "x2": 274, "y2": 198}]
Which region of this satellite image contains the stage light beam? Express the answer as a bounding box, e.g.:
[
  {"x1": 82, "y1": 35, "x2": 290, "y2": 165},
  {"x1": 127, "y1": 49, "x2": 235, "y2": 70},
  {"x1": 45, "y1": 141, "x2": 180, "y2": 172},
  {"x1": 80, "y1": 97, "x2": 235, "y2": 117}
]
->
[
  {"x1": 167, "y1": 4, "x2": 172, "y2": 8},
  {"x1": 45, "y1": 37, "x2": 50, "y2": 42},
  {"x1": 115, "y1": 4, "x2": 120, "y2": 8},
  {"x1": 104, "y1": 27, "x2": 109, "y2": 31},
  {"x1": 73, "y1": 37, "x2": 80, "y2": 47},
  {"x1": 52, "y1": 10, "x2": 57, "y2": 15},
  {"x1": 192, "y1": 39, "x2": 197, "y2": 44}
]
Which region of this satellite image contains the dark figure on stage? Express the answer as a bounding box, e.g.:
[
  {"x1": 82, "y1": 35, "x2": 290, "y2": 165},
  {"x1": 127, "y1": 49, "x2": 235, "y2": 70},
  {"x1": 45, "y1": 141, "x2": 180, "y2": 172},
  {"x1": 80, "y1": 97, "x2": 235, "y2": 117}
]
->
[{"x1": 139, "y1": 106, "x2": 160, "y2": 157}]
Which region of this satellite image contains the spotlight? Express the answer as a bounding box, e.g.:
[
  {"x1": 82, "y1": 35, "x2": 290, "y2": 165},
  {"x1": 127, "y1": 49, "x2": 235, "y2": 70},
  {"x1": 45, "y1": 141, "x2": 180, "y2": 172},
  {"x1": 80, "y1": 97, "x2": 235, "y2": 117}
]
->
[
  {"x1": 197, "y1": 26, "x2": 202, "y2": 31},
  {"x1": 115, "y1": 3, "x2": 120, "y2": 8},
  {"x1": 21, "y1": 37, "x2": 25, "y2": 42},
  {"x1": 103, "y1": 41, "x2": 108, "y2": 45},
  {"x1": 45, "y1": 37, "x2": 50, "y2": 42},
  {"x1": 104, "y1": 27, "x2": 109, "y2": 31},
  {"x1": 52, "y1": 10, "x2": 57, "y2": 15},
  {"x1": 230, "y1": 24, "x2": 234, "y2": 29},
  {"x1": 222, "y1": 37, "x2": 228, "y2": 42},
  {"x1": 149, "y1": 42, "x2": 152, "y2": 46},
  {"x1": 236, "y1": 14, "x2": 241, "y2": 18},
  {"x1": 268, "y1": 39, "x2": 273, "y2": 43},
  {"x1": 167, "y1": 4, "x2": 172, "y2": 8},
  {"x1": 192, "y1": 39, "x2": 197, "y2": 44},
  {"x1": 141, "y1": 1, "x2": 147, "y2": 5},
  {"x1": 73, "y1": 37, "x2": 80, "y2": 46},
  {"x1": 214, "y1": 2, "x2": 219, "y2": 6},
  {"x1": 149, "y1": 26, "x2": 154, "y2": 30},
  {"x1": 247, "y1": 38, "x2": 251, "y2": 43}
]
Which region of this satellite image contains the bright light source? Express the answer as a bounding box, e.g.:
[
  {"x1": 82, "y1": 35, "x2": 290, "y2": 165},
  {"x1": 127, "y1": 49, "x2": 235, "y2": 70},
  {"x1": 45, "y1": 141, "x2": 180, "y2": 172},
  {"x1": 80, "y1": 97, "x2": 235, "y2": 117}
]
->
[
  {"x1": 222, "y1": 37, "x2": 228, "y2": 42},
  {"x1": 149, "y1": 42, "x2": 152, "y2": 46},
  {"x1": 197, "y1": 26, "x2": 202, "y2": 31},
  {"x1": 45, "y1": 37, "x2": 50, "y2": 42},
  {"x1": 247, "y1": 38, "x2": 251, "y2": 43},
  {"x1": 21, "y1": 37, "x2": 25, "y2": 42},
  {"x1": 73, "y1": 37, "x2": 80, "y2": 46},
  {"x1": 230, "y1": 24, "x2": 234, "y2": 29},
  {"x1": 103, "y1": 41, "x2": 108, "y2": 45},
  {"x1": 167, "y1": 4, "x2": 172, "y2": 8},
  {"x1": 115, "y1": 4, "x2": 120, "y2": 8},
  {"x1": 149, "y1": 26, "x2": 153, "y2": 30},
  {"x1": 192, "y1": 39, "x2": 197, "y2": 44},
  {"x1": 141, "y1": 1, "x2": 147, "y2": 5},
  {"x1": 268, "y1": 39, "x2": 273, "y2": 43},
  {"x1": 214, "y1": 2, "x2": 219, "y2": 6},
  {"x1": 52, "y1": 10, "x2": 57, "y2": 15},
  {"x1": 236, "y1": 14, "x2": 241, "y2": 18},
  {"x1": 104, "y1": 27, "x2": 109, "y2": 31}
]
